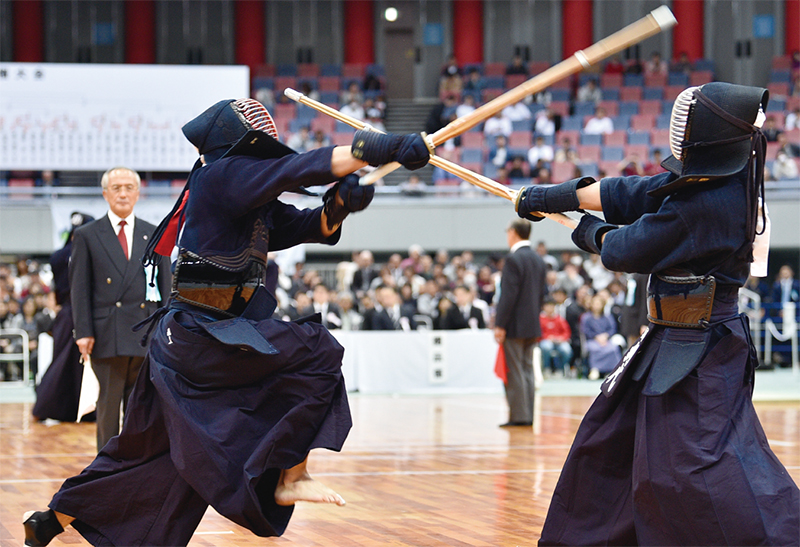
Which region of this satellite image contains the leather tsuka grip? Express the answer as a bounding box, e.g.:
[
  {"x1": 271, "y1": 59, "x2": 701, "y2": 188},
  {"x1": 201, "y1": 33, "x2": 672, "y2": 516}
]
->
[{"x1": 351, "y1": 130, "x2": 401, "y2": 167}]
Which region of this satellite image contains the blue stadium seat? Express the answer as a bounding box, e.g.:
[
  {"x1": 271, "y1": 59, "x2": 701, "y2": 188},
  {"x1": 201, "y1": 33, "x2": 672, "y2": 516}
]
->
[
  {"x1": 643, "y1": 87, "x2": 664, "y2": 100},
  {"x1": 628, "y1": 131, "x2": 651, "y2": 145},
  {"x1": 601, "y1": 89, "x2": 620, "y2": 101},
  {"x1": 320, "y1": 64, "x2": 341, "y2": 76},
  {"x1": 277, "y1": 64, "x2": 297, "y2": 76},
  {"x1": 662, "y1": 100, "x2": 675, "y2": 114},
  {"x1": 577, "y1": 163, "x2": 599, "y2": 178},
  {"x1": 573, "y1": 101, "x2": 596, "y2": 117},
  {"x1": 624, "y1": 74, "x2": 644, "y2": 87},
  {"x1": 561, "y1": 116, "x2": 584, "y2": 131},
  {"x1": 693, "y1": 59, "x2": 715, "y2": 72},
  {"x1": 463, "y1": 63, "x2": 483, "y2": 75},
  {"x1": 580, "y1": 133, "x2": 603, "y2": 146},
  {"x1": 511, "y1": 120, "x2": 531, "y2": 132},
  {"x1": 483, "y1": 75, "x2": 505, "y2": 89},
  {"x1": 367, "y1": 64, "x2": 385, "y2": 77},
  {"x1": 289, "y1": 119, "x2": 310, "y2": 133},
  {"x1": 602, "y1": 147, "x2": 625, "y2": 162},
  {"x1": 528, "y1": 103, "x2": 545, "y2": 116},
  {"x1": 483, "y1": 163, "x2": 499, "y2": 179},
  {"x1": 295, "y1": 104, "x2": 318, "y2": 121},
  {"x1": 461, "y1": 148, "x2": 484, "y2": 163},
  {"x1": 550, "y1": 89, "x2": 571, "y2": 102},
  {"x1": 771, "y1": 70, "x2": 792, "y2": 83},
  {"x1": 335, "y1": 121, "x2": 352, "y2": 132},
  {"x1": 612, "y1": 115, "x2": 631, "y2": 130},
  {"x1": 619, "y1": 102, "x2": 639, "y2": 116},
  {"x1": 319, "y1": 91, "x2": 339, "y2": 104},
  {"x1": 668, "y1": 72, "x2": 689, "y2": 86},
  {"x1": 656, "y1": 114, "x2": 671, "y2": 129},
  {"x1": 767, "y1": 98, "x2": 787, "y2": 112},
  {"x1": 252, "y1": 77, "x2": 274, "y2": 90}
]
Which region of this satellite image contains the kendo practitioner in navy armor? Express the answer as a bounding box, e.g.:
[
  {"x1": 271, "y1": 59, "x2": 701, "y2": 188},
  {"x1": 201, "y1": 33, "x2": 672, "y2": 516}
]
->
[
  {"x1": 22, "y1": 98, "x2": 431, "y2": 546},
  {"x1": 32, "y1": 212, "x2": 96, "y2": 423},
  {"x1": 515, "y1": 82, "x2": 799, "y2": 545}
]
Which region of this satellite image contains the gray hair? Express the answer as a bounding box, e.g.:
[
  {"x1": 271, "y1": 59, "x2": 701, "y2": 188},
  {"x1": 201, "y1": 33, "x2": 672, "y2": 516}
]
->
[{"x1": 100, "y1": 167, "x2": 141, "y2": 190}]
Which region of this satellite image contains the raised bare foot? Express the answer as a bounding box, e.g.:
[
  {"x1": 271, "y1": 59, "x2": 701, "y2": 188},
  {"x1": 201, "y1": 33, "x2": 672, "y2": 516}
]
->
[{"x1": 275, "y1": 471, "x2": 346, "y2": 507}]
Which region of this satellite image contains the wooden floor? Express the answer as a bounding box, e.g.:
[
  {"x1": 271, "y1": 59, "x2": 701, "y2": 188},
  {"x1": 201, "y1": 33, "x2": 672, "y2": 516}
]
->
[{"x1": 1, "y1": 394, "x2": 798, "y2": 547}]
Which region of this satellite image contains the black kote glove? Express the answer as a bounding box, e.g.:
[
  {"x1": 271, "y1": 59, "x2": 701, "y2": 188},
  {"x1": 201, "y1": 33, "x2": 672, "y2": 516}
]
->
[
  {"x1": 571, "y1": 213, "x2": 617, "y2": 254},
  {"x1": 515, "y1": 177, "x2": 595, "y2": 220},
  {"x1": 351, "y1": 130, "x2": 431, "y2": 170},
  {"x1": 322, "y1": 174, "x2": 375, "y2": 230}
]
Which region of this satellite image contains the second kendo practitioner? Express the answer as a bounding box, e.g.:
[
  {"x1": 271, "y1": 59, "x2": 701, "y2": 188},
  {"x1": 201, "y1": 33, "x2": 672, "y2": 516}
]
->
[
  {"x1": 23, "y1": 98, "x2": 431, "y2": 546},
  {"x1": 516, "y1": 82, "x2": 799, "y2": 545}
]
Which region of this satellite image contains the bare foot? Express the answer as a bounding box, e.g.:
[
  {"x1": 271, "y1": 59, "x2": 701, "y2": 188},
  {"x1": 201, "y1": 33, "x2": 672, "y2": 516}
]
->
[{"x1": 275, "y1": 469, "x2": 346, "y2": 507}]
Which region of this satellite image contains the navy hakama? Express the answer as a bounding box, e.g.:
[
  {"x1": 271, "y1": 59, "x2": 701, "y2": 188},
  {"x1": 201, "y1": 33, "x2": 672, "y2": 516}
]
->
[
  {"x1": 539, "y1": 170, "x2": 800, "y2": 545},
  {"x1": 50, "y1": 305, "x2": 350, "y2": 545},
  {"x1": 32, "y1": 302, "x2": 87, "y2": 422}
]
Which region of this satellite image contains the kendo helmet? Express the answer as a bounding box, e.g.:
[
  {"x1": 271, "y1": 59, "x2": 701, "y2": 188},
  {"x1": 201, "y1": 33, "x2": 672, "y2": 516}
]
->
[
  {"x1": 181, "y1": 98, "x2": 294, "y2": 164},
  {"x1": 651, "y1": 82, "x2": 769, "y2": 198}
]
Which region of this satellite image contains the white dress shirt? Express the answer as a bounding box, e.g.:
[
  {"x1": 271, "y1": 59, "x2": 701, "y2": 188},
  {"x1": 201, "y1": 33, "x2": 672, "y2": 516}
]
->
[{"x1": 107, "y1": 210, "x2": 135, "y2": 260}]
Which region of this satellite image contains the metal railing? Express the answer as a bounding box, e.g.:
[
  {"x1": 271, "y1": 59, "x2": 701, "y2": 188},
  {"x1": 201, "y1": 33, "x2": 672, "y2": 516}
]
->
[{"x1": 0, "y1": 328, "x2": 31, "y2": 386}]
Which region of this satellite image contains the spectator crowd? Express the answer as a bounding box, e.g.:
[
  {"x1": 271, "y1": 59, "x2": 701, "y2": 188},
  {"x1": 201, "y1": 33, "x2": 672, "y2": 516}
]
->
[{"x1": 3, "y1": 241, "x2": 798, "y2": 383}]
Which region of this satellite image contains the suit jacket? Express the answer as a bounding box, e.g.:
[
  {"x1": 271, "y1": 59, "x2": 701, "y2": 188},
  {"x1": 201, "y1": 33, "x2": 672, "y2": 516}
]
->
[
  {"x1": 70, "y1": 215, "x2": 171, "y2": 358},
  {"x1": 436, "y1": 305, "x2": 486, "y2": 330},
  {"x1": 300, "y1": 303, "x2": 343, "y2": 330},
  {"x1": 367, "y1": 306, "x2": 418, "y2": 331},
  {"x1": 495, "y1": 244, "x2": 546, "y2": 340}
]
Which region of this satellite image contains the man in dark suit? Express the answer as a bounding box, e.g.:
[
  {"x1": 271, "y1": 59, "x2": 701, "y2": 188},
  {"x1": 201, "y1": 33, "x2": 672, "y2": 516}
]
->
[
  {"x1": 300, "y1": 283, "x2": 342, "y2": 329},
  {"x1": 350, "y1": 250, "x2": 379, "y2": 299},
  {"x1": 70, "y1": 167, "x2": 170, "y2": 450},
  {"x1": 494, "y1": 218, "x2": 546, "y2": 427},
  {"x1": 365, "y1": 285, "x2": 417, "y2": 330}
]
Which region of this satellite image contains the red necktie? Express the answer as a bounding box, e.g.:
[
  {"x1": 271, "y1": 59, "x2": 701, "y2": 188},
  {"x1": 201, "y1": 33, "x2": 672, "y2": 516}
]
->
[{"x1": 118, "y1": 220, "x2": 129, "y2": 260}]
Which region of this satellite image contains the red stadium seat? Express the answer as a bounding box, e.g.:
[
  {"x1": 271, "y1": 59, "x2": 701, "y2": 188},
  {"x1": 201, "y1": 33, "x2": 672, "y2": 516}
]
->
[
  {"x1": 253, "y1": 64, "x2": 276, "y2": 78},
  {"x1": 310, "y1": 116, "x2": 335, "y2": 134},
  {"x1": 630, "y1": 114, "x2": 655, "y2": 131},
  {"x1": 297, "y1": 64, "x2": 320, "y2": 78},
  {"x1": 576, "y1": 145, "x2": 601, "y2": 163},
  {"x1": 597, "y1": 101, "x2": 619, "y2": 117},
  {"x1": 624, "y1": 144, "x2": 650, "y2": 159},
  {"x1": 331, "y1": 132, "x2": 353, "y2": 146},
  {"x1": 639, "y1": 100, "x2": 662, "y2": 116},
  {"x1": 274, "y1": 76, "x2": 297, "y2": 92},
  {"x1": 551, "y1": 161, "x2": 577, "y2": 183},
  {"x1": 619, "y1": 87, "x2": 643, "y2": 102},
  {"x1": 766, "y1": 142, "x2": 780, "y2": 160},
  {"x1": 548, "y1": 101, "x2": 570, "y2": 117},
  {"x1": 772, "y1": 56, "x2": 792, "y2": 70},
  {"x1": 768, "y1": 82, "x2": 790, "y2": 97},
  {"x1": 650, "y1": 128, "x2": 671, "y2": 147},
  {"x1": 600, "y1": 73, "x2": 623, "y2": 89},
  {"x1": 508, "y1": 131, "x2": 532, "y2": 149},
  {"x1": 690, "y1": 71, "x2": 714, "y2": 85},
  {"x1": 342, "y1": 64, "x2": 367, "y2": 78},
  {"x1": 505, "y1": 74, "x2": 527, "y2": 89},
  {"x1": 644, "y1": 73, "x2": 667, "y2": 88},
  {"x1": 604, "y1": 131, "x2": 627, "y2": 147},
  {"x1": 484, "y1": 63, "x2": 506, "y2": 76},
  {"x1": 528, "y1": 61, "x2": 550, "y2": 75},
  {"x1": 598, "y1": 161, "x2": 621, "y2": 177},
  {"x1": 785, "y1": 128, "x2": 800, "y2": 143},
  {"x1": 318, "y1": 76, "x2": 341, "y2": 92},
  {"x1": 460, "y1": 132, "x2": 484, "y2": 148},
  {"x1": 8, "y1": 178, "x2": 34, "y2": 200},
  {"x1": 664, "y1": 85, "x2": 685, "y2": 101}
]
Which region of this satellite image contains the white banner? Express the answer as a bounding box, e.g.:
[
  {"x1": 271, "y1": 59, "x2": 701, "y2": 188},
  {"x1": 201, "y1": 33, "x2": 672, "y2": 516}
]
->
[{"x1": 0, "y1": 63, "x2": 249, "y2": 171}]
